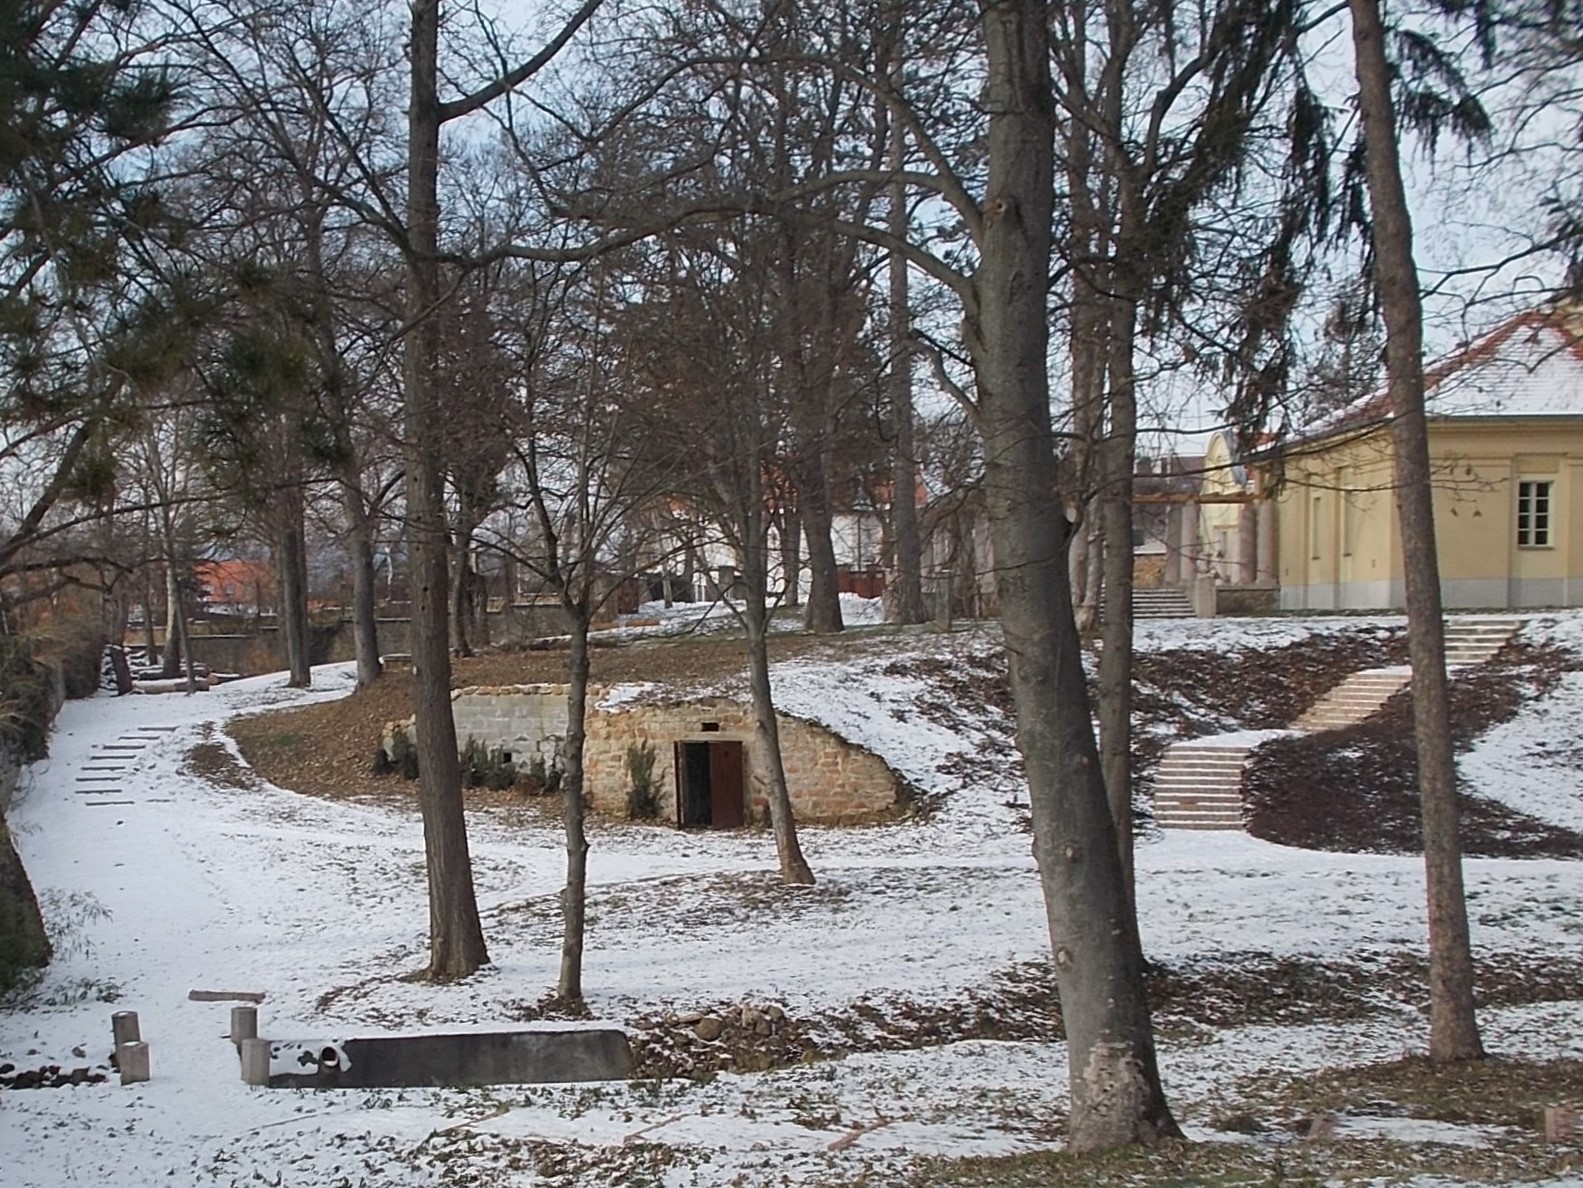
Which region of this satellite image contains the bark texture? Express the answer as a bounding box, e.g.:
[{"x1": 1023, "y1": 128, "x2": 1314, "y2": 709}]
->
[
  {"x1": 1097, "y1": 301, "x2": 1137, "y2": 886},
  {"x1": 404, "y1": 0, "x2": 489, "y2": 981},
  {"x1": 558, "y1": 613, "x2": 591, "y2": 1000},
  {"x1": 969, "y1": 0, "x2": 1177, "y2": 1149},
  {"x1": 886, "y1": 46, "x2": 926, "y2": 625},
  {"x1": 277, "y1": 489, "x2": 311, "y2": 689},
  {"x1": 1349, "y1": 0, "x2": 1483, "y2": 1062}
]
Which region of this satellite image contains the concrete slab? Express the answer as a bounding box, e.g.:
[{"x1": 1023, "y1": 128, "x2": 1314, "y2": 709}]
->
[{"x1": 261, "y1": 1028, "x2": 633, "y2": 1089}]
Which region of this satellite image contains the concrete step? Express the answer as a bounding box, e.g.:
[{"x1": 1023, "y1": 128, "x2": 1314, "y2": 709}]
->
[
  {"x1": 1152, "y1": 736, "x2": 1252, "y2": 829},
  {"x1": 1441, "y1": 617, "x2": 1521, "y2": 665},
  {"x1": 1101, "y1": 586, "x2": 1195, "y2": 619}
]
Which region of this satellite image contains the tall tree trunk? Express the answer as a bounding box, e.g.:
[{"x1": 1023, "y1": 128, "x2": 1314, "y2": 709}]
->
[
  {"x1": 742, "y1": 476, "x2": 814, "y2": 885},
  {"x1": 141, "y1": 564, "x2": 157, "y2": 660},
  {"x1": 779, "y1": 506, "x2": 802, "y2": 606},
  {"x1": 309, "y1": 212, "x2": 382, "y2": 688},
  {"x1": 1350, "y1": 0, "x2": 1482, "y2": 1062},
  {"x1": 0, "y1": 816, "x2": 50, "y2": 993},
  {"x1": 797, "y1": 459, "x2": 844, "y2": 633},
  {"x1": 342, "y1": 480, "x2": 383, "y2": 687},
  {"x1": 887, "y1": 48, "x2": 926, "y2": 625},
  {"x1": 744, "y1": 614, "x2": 814, "y2": 885},
  {"x1": 404, "y1": 0, "x2": 489, "y2": 981},
  {"x1": 1066, "y1": 120, "x2": 1108, "y2": 633},
  {"x1": 278, "y1": 484, "x2": 312, "y2": 688},
  {"x1": 969, "y1": 0, "x2": 1177, "y2": 1149},
  {"x1": 1097, "y1": 299, "x2": 1138, "y2": 887},
  {"x1": 160, "y1": 561, "x2": 181, "y2": 679},
  {"x1": 450, "y1": 525, "x2": 474, "y2": 657},
  {"x1": 557, "y1": 608, "x2": 591, "y2": 1000},
  {"x1": 169, "y1": 553, "x2": 197, "y2": 695}
]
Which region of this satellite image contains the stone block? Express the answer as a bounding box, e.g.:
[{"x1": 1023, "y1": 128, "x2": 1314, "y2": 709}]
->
[{"x1": 118, "y1": 1041, "x2": 150, "y2": 1085}]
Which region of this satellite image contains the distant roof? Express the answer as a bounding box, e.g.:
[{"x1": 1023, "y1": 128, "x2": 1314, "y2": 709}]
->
[{"x1": 1302, "y1": 304, "x2": 1583, "y2": 444}]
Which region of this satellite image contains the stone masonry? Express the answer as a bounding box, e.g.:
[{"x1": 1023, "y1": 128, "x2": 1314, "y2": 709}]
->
[{"x1": 385, "y1": 685, "x2": 902, "y2": 825}]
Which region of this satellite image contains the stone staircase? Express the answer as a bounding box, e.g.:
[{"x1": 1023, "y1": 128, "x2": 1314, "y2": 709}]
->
[
  {"x1": 1292, "y1": 667, "x2": 1411, "y2": 732},
  {"x1": 1149, "y1": 742, "x2": 1256, "y2": 830},
  {"x1": 1133, "y1": 586, "x2": 1195, "y2": 618},
  {"x1": 1100, "y1": 585, "x2": 1195, "y2": 620},
  {"x1": 1442, "y1": 617, "x2": 1522, "y2": 665},
  {"x1": 1151, "y1": 616, "x2": 1523, "y2": 831}
]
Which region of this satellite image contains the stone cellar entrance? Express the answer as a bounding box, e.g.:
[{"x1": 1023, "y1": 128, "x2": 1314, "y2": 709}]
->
[{"x1": 674, "y1": 739, "x2": 745, "y2": 829}]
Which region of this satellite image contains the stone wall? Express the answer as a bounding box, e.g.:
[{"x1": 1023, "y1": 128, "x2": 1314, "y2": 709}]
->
[
  {"x1": 388, "y1": 687, "x2": 902, "y2": 825},
  {"x1": 448, "y1": 684, "x2": 570, "y2": 771}
]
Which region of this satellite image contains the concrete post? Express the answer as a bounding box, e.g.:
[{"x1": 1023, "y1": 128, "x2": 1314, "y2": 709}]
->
[
  {"x1": 1180, "y1": 502, "x2": 1200, "y2": 579},
  {"x1": 118, "y1": 1041, "x2": 150, "y2": 1085},
  {"x1": 240, "y1": 1038, "x2": 272, "y2": 1086},
  {"x1": 1163, "y1": 505, "x2": 1183, "y2": 586},
  {"x1": 230, "y1": 1006, "x2": 258, "y2": 1047},
  {"x1": 111, "y1": 1010, "x2": 141, "y2": 1050},
  {"x1": 1256, "y1": 498, "x2": 1279, "y2": 586},
  {"x1": 1236, "y1": 504, "x2": 1258, "y2": 585}
]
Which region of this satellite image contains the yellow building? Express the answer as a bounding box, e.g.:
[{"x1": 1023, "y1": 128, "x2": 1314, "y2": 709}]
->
[{"x1": 1272, "y1": 305, "x2": 1583, "y2": 610}]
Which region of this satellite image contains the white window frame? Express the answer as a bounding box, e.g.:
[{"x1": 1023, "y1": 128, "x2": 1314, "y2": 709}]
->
[{"x1": 1517, "y1": 479, "x2": 1554, "y2": 549}]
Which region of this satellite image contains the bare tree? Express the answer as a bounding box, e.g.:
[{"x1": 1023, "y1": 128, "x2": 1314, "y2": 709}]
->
[
  {"x1": 629, "y1": 230, "x2": 816, "y2": 885},
  {"x1": 1348, "y1": 0, "x2": 1483, "y2": 1062},
  {"x1": 401, "y1": 0, "x2": 603, "y2": 978}
]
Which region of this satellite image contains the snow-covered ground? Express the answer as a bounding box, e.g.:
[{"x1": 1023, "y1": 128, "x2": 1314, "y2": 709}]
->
[{"x1": 3, "y1": 611, "x2": 1583, "y2": 1186}]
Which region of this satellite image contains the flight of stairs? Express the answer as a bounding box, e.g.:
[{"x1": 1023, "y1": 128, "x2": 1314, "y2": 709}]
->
[
  {"x1": 1151, "y1": 616, "x2": 1523, "y2": 831},
  {"x1": 1442, "y1": 617, "x2": 1521, "y2": 665},
  {"x1": 1100, "y1": 585, "x2": 1196, "y2": 620},
  {"x1": 1292, "y1": 668, "x2": 1411, "y2": 732},
  {"x1": 1149, "y1": 743, "x2": 1257, "y2": 830},
  {"x1": 1132, "y1": 586, "x2": 1195, "y2": 619}
]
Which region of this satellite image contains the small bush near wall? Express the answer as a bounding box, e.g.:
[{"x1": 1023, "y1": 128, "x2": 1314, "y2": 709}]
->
[
  {"x1": 462, "y1": 737, "x2": 517, "y2": 791},
  {"x1": 523, "y1": 753, "x2": 562, "y2": 796},
  {"x1": 626, "y1": 741, "x2": 659, "y2": 819},
  {"x1": 389, "y1": 732, "x2": 419, "y2": 780}
]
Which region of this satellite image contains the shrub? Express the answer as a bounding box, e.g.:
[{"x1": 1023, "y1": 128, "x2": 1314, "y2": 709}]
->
[
  {"x1": 523, "y1": 752, "x2": 562, "y2": 796},
  {"x1": 389, "y1": 731, "x2": 419, "y2": 780},
  {"x1": 0, "y1": 636, "x2": 52, "y2": 763},
  {"x1": 462, "y1": 737, "x2": 517, "y2": 790},
  {"x1": 626, "y1": 741, "x2": 659, "y2": 819}
]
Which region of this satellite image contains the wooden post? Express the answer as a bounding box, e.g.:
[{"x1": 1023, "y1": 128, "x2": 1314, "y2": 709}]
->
[
  {"x1": 118, "y1": 1040, "x2": 150, "y2": 1085},
  {"x1": 230, "y1": 1005, "x2": 258, "y2": 1047},
  {"x1": 111, "y1": 1010, "x2": 141, "y2": 1050},
  {"x1": 240, "y1": 1038, "x2": 272, "y2": 1086}
]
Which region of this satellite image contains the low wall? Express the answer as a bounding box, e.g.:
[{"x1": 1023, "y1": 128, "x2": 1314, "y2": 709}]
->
[
  {"x1": 1214, "y1": 584, "x2": 1280, "y2": 616},
  {"x1": 390, "y1": 686, "x2": 902, "y2": 825}
]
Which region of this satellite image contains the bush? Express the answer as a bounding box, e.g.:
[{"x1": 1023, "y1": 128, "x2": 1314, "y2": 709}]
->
[
  {"x1": 462, "y1": 737, "x2": 517, "y2": 791},
  {"x1": 389, "y1": 731, "x2": 419, "y2": 780},
  {"x1": 523, "y1": 752, "x2": 562, "y2": 796},
  {"x1": 626, "y1": 741, "x2": 659, "y2": 819},
  {"x1": 0, "y1": 636, "x2": 52, "y2": 763}
]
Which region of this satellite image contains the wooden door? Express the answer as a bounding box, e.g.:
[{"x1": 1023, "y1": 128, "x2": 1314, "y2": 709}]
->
[{"x1": 708, "y1": 741, "x2": 745, "y2": 829}]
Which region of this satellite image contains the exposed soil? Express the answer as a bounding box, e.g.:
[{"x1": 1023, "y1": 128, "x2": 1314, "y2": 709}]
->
[
  {"x1": 233, "y1": 619, "x2": 1583, "y2": 860},
  {"x1": 1244, "y1": 640, "x2": 1583, "y2": 857},
  {"x1": 621, "y1": 946, "x2": 1583, "y2": 1081}
]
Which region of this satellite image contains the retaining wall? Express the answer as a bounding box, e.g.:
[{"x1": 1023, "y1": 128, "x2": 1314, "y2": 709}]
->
[{"x1": 389, "y1": 685, "x2": 902, "y2": 824}]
